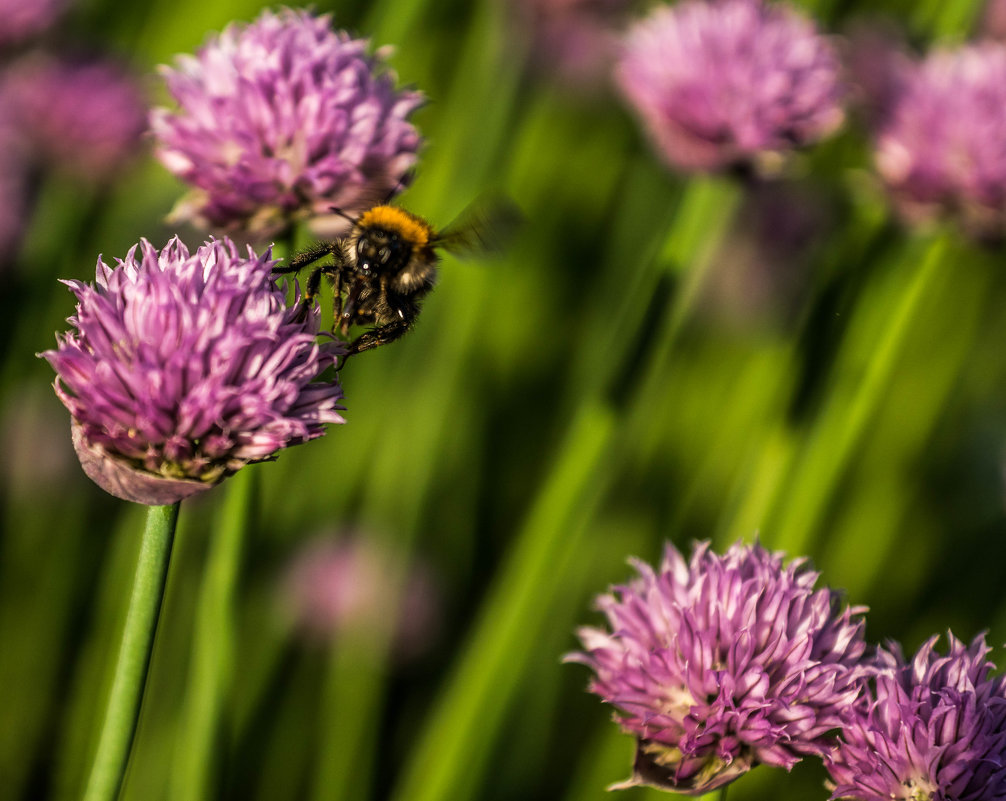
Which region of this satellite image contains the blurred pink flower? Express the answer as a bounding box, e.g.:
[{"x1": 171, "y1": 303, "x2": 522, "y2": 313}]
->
[
  {"x1": 1, "y1": 53, "x2": 147, "y2": 182},
  {"x1": 617, "y1": 0, "x2": 844, "y2": 173},
  {"x1": 281, "y1": 535, "x2": 439, "y2": 658},
  {"x1": 874, "y1": 42, "x2": 1006, "y2": 237}
]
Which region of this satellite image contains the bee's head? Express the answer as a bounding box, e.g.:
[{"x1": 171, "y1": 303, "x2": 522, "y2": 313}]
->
[
  {"x1": 354, "y1": 226, "x2": 410, "y2": 275},
  {"x1": 353, "y1": 205, "x2": 433, "y2": 275}
]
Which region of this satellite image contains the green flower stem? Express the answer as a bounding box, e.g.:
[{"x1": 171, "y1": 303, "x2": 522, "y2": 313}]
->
[
  {"x1": 622, "y1": 177, "x2": 743, "y2": 459},
  {"x1": 310, "y1": 627, "x2": 386, "y2": 801},
  {"x1": 171, "y1": 468, "x2": 255, "y2": 801},
  {"x1": 389, "y1": 401, "x2": 616, "y2": 801},
  {"x1": 82, "y1": 502, "x2": 180, "y2": 801},
  {"x1": 772, "y1": 233, "x2": 950, "y2": 553}
]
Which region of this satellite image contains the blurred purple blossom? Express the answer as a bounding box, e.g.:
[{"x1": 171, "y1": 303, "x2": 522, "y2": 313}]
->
[
  {"x1": 280, "y1": 534, "x2": 439, "y2": 658},
  {"x1": 873, "y1": 42, "x2": 1006, "y2": 238},
  {"x1": 150, "y1": 7, "x2": 424, "y2": 240},
  {"x1": 0, "y1": 0, "x2": 65, "y2": 49},
  {"x1": 40, "y1": 237, "x2": 345, "y2": 505},
  {"x1": 1, "y1": 53, "x2": 147, "y2": 183},
  {"x1": 616, "y1": 0, "x2": 844, "y2": 173},
  {"x1": 825, "y1": 633, "x2": 1006, "y2": 801},
  {"x1": 567, "y1": 540, "x2": 869, "y2": 795}
]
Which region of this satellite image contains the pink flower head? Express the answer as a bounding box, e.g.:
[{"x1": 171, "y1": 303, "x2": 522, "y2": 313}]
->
[
  {"x1": 616, "y1": 0, "x2": 844, "y2": 173},
  {"x1": 2, "y1": 53, "x2": 147, "y2": 182},
  {"x1": 826, "y1": 633, "x2": 1006, "y2": 801},
  {"x1": 150, "y1": 7, "x2": 424, "y2": 239},
  {"x1": 874, "y1": 43, "x2": 1006, "y2": 238},
  {"x1": 40, "y1": 237, "x2": 345, "y2": 504},
  {"x1": 567, "y1": 540, "x2": 869, "y2": 795}
]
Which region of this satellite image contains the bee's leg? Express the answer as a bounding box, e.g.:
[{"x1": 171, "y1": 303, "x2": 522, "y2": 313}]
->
[
  {"x1": 345, "y1": 319, "x2": 411, "y2": 355},
  {"x1": 339, "y1": 281, "x2": 364, "y2": 337},
  {"x1": 331, "y1": 270, "x2": 344, "y2": 328},
  {"x1": 284, "y1": 266, "x2": 324, "y2": 323},
  {"x1": 304, "y1": 266, "x2": 324, "y2": 306},
  {"x1": 273, "y1": 241, "x2": 334, "y2": 275},
  {"x1": 275, "y1": 243, "x2": 333, "y2": 323}
]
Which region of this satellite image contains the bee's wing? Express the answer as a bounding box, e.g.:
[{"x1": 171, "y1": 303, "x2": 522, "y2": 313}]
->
[{"x1": 431, "y1": 195, "x2": 523, "y2": 259}]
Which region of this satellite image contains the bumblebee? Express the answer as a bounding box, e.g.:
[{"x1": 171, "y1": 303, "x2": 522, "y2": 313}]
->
[{"x1": 275, "y1": 197, "x2": 519, "y2": 357}]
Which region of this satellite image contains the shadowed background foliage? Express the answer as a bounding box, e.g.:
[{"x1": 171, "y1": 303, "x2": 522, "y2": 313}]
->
[{"x1": 2, "y1": 0, "x2": 1006, "y2": 800}]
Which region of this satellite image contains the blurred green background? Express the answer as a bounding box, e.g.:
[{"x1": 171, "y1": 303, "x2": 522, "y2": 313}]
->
[{"x1": 3, "y1": 0, "x2": 1006, "y2": 799}]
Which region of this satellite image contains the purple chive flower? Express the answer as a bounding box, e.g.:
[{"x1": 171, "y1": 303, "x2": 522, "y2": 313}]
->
[
  {"x1": 873, "y1": 43, "x2": 1006, "y2": 238},
  {"x1": 150, "y1": 7, "x2": 424, "y2": 239},
  {"x1": 825, "y1": 633, "x2": 1006, "y2": 801},
  {"x1": 567, "y1": 540, "x2": 869, "y2": 795},
  {"x1": 2, "y1": 53, "x2": 147, "y2": 182},
  {"x1": 40, "y1": 237, "x2": 345, "y2": 505},
  {"x1": 0, "y1": 0, "x2": 65, "y2": 48},
  {"x1": 616, "y1": 0, "x2": 844, "y2": 173}
]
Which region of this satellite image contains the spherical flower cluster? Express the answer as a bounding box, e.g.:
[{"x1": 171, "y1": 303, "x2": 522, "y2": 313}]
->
[
  {"x1": 41, "y1": 237, "x2": 345, "y2": 505},
  {"x1": 567, "y1": 540, "x2": 869, "y2": 795},
  {"x1": 826, "y1": 633, "x2": 1006, "y2": 801},
  {"x1": 616, "y1": 0, "x2": 844, "y2": 173},
  {"x1": 2, "y1": 54, "x2": 147, "y2": 182},
  {"x1": 873, "y1": 43, "x2": 1006, "y2": 238},
  {"x1": 150, "y1": 7, "x2": 424, "y2": 239}
]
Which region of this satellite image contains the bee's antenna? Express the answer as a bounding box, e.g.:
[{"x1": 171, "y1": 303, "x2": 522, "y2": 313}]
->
[
  {"x1": 383, "y1": 169, "x2": 416, "y2": 204},
  {"x1": 328, "y1": 206, "x2": 358, "y2": 224}
]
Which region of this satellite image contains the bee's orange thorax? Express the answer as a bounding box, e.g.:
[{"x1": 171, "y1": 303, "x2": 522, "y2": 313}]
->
[{"x1": 358, "y1": 205, "x2": 433, "y2": 248}]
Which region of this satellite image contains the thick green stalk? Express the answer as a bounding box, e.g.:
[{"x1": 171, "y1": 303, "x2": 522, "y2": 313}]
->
[
  {"x1": 82, "y1": 502, "x2": 180, "y2": 801},
  {"x1": 622, "y1": 177, "x2": 743, "y2": 463},
  {"x1": 772, "y1": 233, "x2": 950, "y2": 553},
  {"x1": 310, "y1": 628, "x2": 385, "y2": 801},
  {"x1": 389, "y1": 401, "x2": 616, "y2": 801}
]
